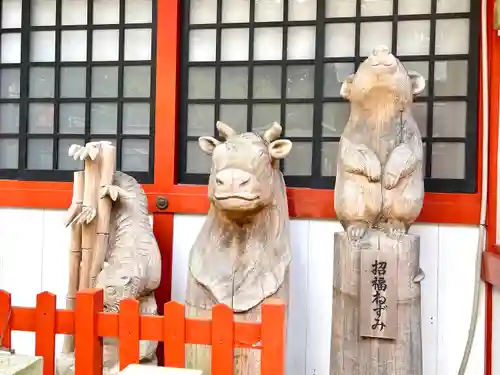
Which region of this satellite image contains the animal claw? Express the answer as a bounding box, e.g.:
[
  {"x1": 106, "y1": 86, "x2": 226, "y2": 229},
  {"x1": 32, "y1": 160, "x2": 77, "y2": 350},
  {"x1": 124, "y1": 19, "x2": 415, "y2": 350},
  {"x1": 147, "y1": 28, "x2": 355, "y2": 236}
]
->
[
  {"x1": 74, "y1": 206, "x2": 97, "y2": 224},
  {"x1": 384, "y1": 171, "x2": 400, "y2": 190},
  {"x1": 346, "y1": 222, "x2": 368, "y2": 243},
  {"x1": 100, "y1": 185, "x2": 134, "y2": 201},
  {"x1": 384, "y1": 220, "x2": 406, "y2": 240},
  {"x1": 64, "y1": 203, "x2": 83, "y2": 227}
]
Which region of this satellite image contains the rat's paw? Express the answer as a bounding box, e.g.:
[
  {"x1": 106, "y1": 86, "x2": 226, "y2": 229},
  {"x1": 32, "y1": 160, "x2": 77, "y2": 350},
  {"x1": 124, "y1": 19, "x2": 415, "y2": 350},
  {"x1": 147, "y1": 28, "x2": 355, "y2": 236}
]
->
[
  {"x1": 100, "y1": 185, "x2": 134, "y2": 201},
  {"x1": 358, "y1": 149, "x2": 381, "y2": 182},
  {"x1": 383, "y1": 219, "x2": 406, "y2": 240},
  {"x1": 74, "y1": 205, "x2": 97, "y2": 224},
  {"x1": 346, "y1": 221, "x2": 368, "y2": 243},
  {"x1": 64, "y1": 203, "x2": 83, "y2": 227},
  {"x1": 383, "y1": 171, "x2": 400, "y2": 190}
]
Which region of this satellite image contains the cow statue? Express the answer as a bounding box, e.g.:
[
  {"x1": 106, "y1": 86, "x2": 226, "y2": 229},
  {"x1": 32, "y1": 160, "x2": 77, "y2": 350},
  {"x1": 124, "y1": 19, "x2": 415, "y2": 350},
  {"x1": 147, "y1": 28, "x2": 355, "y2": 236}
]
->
[
  {"x1": 185, "y1": 121, "x2": 293, "y2": 375},
  {"x1": 334, "y1": 44, "x2": 426, "y2": 241}
]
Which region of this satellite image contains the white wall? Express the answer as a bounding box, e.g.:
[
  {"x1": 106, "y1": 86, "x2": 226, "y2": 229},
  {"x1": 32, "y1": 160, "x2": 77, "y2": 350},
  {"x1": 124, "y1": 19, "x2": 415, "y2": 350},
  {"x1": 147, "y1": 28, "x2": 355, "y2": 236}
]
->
[{"x1": 0, "y1": 208, "x2": 485, "y2": 375}]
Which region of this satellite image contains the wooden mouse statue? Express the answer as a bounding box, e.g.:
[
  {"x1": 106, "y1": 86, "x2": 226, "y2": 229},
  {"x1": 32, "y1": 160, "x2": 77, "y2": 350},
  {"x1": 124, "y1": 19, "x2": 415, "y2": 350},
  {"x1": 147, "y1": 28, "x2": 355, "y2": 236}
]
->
[{"x1": 334, "y1": 45, "x2": 426, "y2": 241}]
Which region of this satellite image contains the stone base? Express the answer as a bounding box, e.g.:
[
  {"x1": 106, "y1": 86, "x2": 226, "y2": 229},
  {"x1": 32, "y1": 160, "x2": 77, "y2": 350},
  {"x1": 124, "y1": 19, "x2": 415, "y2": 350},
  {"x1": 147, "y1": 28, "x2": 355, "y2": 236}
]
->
[
  {"x1": 119, "y1": 364, "x2": 202, "y2": 375},
  {"x1": 0, "y1": 351, "x2": 43, "y2": 375},
  {"x1": 330, "y1": 230, "x2": 423, "y2": 375}
]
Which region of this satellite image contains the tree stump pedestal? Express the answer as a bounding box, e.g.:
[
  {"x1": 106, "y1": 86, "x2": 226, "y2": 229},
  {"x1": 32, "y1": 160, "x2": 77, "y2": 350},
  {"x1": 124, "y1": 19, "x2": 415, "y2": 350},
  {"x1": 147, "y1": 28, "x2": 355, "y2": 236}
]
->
[{"x1": 330, "y1": 230, "x2": 423, "y2": 375}]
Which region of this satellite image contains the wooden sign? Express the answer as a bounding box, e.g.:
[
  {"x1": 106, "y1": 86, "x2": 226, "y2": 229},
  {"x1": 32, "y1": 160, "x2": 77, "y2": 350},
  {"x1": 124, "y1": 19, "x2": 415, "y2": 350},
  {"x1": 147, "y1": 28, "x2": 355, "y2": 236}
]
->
[{"x1": 359, "y1": 250, "x2": 397, "y2": 340}]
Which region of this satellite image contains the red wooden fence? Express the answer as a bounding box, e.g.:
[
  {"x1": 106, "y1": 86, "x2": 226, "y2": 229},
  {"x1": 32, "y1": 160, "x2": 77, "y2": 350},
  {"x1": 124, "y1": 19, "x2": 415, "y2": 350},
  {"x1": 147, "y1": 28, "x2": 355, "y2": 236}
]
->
[{"x1": 0, "y1": 289, "x2": 285, "y2": 375}]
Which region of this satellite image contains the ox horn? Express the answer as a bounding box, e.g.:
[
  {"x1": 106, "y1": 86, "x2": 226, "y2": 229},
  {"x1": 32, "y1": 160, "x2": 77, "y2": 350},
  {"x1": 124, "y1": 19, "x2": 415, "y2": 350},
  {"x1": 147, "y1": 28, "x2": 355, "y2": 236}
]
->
[
  {"x1": 216, "y1": 121, "x2": 237, "y2": 139},
  {"x1": 263, "y1": 122, "x2": 282, "y2": 143}
]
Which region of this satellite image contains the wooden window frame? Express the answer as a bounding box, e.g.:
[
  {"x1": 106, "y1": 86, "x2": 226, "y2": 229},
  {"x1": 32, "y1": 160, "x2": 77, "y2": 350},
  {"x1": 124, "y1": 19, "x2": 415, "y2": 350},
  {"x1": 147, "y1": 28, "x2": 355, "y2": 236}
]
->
[{"x1": 0, "y1": 0, "x2": 495, "y2": 226}]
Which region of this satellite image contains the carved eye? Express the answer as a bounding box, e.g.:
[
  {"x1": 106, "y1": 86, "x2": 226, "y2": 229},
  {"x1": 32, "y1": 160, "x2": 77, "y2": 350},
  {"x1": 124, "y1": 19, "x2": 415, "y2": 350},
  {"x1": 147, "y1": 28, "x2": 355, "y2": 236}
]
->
[{"x1": 216, "y1": 178, "x2": 223, "y2": 185}]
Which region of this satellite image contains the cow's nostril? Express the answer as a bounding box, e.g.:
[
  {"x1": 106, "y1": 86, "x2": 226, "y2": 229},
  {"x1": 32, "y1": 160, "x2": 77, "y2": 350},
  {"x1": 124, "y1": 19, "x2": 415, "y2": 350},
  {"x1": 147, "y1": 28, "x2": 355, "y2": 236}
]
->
[{"x1": 216, "y1": 178, "x2": 224, "y2": 185}]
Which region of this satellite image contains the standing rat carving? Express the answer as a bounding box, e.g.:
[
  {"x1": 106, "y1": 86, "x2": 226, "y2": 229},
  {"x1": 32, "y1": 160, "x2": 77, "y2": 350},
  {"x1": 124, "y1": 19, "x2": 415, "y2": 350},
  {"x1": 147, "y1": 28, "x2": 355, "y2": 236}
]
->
[{"x1": 334, "y1": 45, "x2": 426, "y2": 241}]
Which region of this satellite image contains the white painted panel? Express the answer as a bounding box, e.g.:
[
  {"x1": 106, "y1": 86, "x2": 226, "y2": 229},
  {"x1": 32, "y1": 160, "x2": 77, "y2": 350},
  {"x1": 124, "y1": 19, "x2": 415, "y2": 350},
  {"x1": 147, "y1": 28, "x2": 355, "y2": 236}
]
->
[
  {"x1": 305, "y1": 220, "x2": 340, "y2": 375},
  {"x1": 437, "y1": 225, "x2": 484, "y2": 375},
  {"x1": 285, "y1": 219, "x2": 310, "y2": 375},
  {"x1": 0, "y1": 208, "x2": 44, "y2": 355},
  {"x1": 171, "y1": 214, "x2": 205, "y2": 302},
  {"x1": 0, "y1": 208, "x2": 486, "y2": 375},
  {"x1": 41, "y1": 209, "x2": 71, "y2": 355},
  {"x1": 410, "y1": 224, "x2": 439, "y2": 375}
]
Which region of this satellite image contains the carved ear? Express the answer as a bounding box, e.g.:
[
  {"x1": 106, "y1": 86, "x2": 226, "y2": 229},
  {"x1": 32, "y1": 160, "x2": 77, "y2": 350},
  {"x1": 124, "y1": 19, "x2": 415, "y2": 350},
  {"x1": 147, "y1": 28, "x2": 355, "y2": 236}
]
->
[
  {"x1": 408, "y1": 70, "x2": 425, "y2": 96},
  {"x1": 340, "y1": 74, "x2": 355, "y2": 99},
  {"x1": 216, "y1": 121, "x2": 237, "y2": 139},
  {"x1": 268, "y1": 139, "x2": 292, "y2": 160},
  {"x1": 198, "y1": 136, "x2": 220, "y2": 155}
]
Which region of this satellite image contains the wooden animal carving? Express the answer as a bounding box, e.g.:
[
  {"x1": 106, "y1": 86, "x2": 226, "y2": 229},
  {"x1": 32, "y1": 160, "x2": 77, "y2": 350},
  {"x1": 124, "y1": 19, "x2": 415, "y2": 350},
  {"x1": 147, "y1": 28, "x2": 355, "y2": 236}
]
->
[
  {"x1": 334, "y1": 45, "x2": 426, "y2": 241},
  {"x1": 56, "y1": 141, "x2": 161, "y2": 375},
  {"x1": 185, "y1": 121, "x2": 292, "y2": 375}
]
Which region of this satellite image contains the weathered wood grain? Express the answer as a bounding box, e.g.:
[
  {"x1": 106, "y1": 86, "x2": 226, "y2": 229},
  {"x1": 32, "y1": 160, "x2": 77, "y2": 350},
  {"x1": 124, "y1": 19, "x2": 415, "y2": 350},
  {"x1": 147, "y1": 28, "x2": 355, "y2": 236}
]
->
[
  {"x1": 330, "y1": 231, "x2": 422, "y2": 375},
  {"x1": 186, "y1": 122, "x2": 292, "y2": 375}
]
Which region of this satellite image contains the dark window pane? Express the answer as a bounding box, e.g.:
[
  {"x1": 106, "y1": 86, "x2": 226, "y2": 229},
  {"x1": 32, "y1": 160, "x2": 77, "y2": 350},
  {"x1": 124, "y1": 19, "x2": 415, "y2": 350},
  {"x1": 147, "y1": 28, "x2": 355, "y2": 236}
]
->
[
  {"x1": 124, "y1": 66, "x2": 151, "y2": 97},
  {"x1": 29, "y1": 103, "x2": 54, "y2": 134},
  {"x1": 122, "y1": 139, "x2": 149, "y2": 172},
  {"x1": 27, "y1": 139, "x2": 53, "y2": 169},
  {"x1": 123, "y1": 103, "x2": 150, "y2": 135},
  {"x1": 91, "y1": 66, "x2": 118, "y2": 98},
  {"x1": 0, "y1": 103, "x2": 20, "y2": 133},
  {"x1": 284, "y1": 142, "x2": 312, "y2": 176},
  {"x1": 0, "y1": 68, "x2": 20, "y2": 98},
  {"x1": 60, "y1": 103, "x2": 86, "y2": 134},
  {"x1": 60, "y1": 67, "x2": 86, "y2": 98},
  {"x1": 58, "y1": 139, "x2": 85, "y2": 170},
  {"x1": 188, "y1": 67, "x2": 215, "y2": 99},
  {"x1": 0, "y1": 139, "x2": 19, "y2": 169},
  {"x1": 91, "y1": 103, "x2": 118, "y2": 134},
  {"x1": 431, "y1": 143, "x2": 465, "y2": 179},
  {"x1": 321, "y1": 142, "x2": 339, "y2": 176},
  {"x1": 285, "y1": 104, "x2": 313, "y2": 137},
  {"x1": 219, "y1": 104, "x2": 247, "y2": 133},
  {"x1": 29, "y1": 67, "x2": 55, "y2": 98}
]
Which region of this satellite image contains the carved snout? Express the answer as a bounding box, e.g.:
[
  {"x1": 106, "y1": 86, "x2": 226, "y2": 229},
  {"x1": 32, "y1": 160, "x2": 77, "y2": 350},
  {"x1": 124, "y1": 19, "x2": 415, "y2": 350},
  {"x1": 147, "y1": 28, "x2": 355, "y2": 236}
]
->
[
  {"x1": 215, "y1": 169, "x2": 252, "y2": 190},
  {"x1": 372, "y1": 45, "x2": 390, "y2": 57},
  {"x1": 369, "y1": 45, "x2": 396, "y2": 71}
]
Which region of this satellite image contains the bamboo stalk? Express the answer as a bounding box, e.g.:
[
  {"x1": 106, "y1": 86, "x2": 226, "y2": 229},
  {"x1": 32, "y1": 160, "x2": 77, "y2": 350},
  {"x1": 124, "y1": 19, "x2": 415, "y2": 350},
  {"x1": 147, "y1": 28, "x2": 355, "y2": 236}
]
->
[
  {"x1": 62, "y1": 171, "x2": 85, "y2": 354},
  {"x1": 90, "y1": 144, "x2": 116, "y2": 287},
  {"x1": 78, "y1": 151, "x2": 100, "y2": 291}
]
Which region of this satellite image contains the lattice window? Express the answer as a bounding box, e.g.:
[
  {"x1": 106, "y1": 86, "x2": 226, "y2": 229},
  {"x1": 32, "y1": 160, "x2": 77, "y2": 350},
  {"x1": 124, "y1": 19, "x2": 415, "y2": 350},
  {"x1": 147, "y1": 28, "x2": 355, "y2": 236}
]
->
[
  {"x1": 179, "y1": 0, "x2": 479, "y2": 193},
  {"x1": 0, "y1": 0, "x2": 157, "y2": 183}
]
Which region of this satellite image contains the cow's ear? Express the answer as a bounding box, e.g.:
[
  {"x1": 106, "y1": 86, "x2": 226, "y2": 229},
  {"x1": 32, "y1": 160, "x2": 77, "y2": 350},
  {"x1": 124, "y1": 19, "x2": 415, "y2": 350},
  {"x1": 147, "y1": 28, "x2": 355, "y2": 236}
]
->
[
  {"x1": 268, "y1": 139, "x2": 292, "y2": 160},
  {"x1": 198, "y1": 136, "x2": 220, "y2": 155}
]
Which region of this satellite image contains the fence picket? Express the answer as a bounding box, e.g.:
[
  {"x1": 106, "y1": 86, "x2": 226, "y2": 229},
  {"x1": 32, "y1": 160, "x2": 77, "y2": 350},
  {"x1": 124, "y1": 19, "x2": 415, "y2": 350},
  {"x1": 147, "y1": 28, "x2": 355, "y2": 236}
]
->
[
  {"x1": 0, "y1": 290, "x2": 11, "y2": 349},
  {"x1": 35, "y1": 292, "x2": 56, "y2": 375},
  {"x1": 163, "y1": 301, "x2": 185, "y2": 368},
  {"x1": 261, "y1": 299, "x2": 285, "y2": 375},
  {"x1": 75, "y1": 289, "x2": 104, "y2": 375},
  {"x1": 0, "y1": 290, "x2": 285, "y2": 375},
  {"x1": 211, "y1": 304, "x2": 234, "y2": 375},
  {"x1": 119, "y1": 298, "x2": 140, "y2": 370}
]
